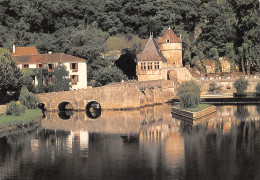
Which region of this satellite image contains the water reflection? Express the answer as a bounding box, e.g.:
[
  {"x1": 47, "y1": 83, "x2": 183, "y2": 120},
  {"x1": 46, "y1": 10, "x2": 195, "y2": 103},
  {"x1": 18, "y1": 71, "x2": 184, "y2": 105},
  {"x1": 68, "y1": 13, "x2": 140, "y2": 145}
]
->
[
  {"x1": 58, "y1": 110, "x2": 74, "y2": 120},
  {"x1": 0, "y1": 104, "x2": 260, "y2": 180}
]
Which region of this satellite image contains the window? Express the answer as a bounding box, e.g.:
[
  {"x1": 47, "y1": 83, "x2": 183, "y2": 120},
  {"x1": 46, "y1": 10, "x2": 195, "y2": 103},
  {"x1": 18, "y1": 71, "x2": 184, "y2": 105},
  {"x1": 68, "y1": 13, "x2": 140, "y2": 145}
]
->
[
  {"x1": 23, "y1": 64, "x2": 29, "y2": 69},
  {"x1": 147, "y1": 62, "x2": 153, "y2": 70},
  {"x1": 37, "y1": 64, "x2": 44, "y2": 68},
  {"x1": 141, "y1": 62, "x2": 146, "y2": 70},
  {"x1": 154, "y1": 62, "x2": 160, "y2": 69},
  {"x1": 48, "y1": 64, "x2": 54, "y2": 72},
  {"x1": 70, "y1": 63, "x2": 78, "y2": 72},
  {"x1": 70, "y1": 75, "x2": 78, "y2": 85},
  {"x1": 166, "y1": 38, "x2": 170, "y2": 43}
]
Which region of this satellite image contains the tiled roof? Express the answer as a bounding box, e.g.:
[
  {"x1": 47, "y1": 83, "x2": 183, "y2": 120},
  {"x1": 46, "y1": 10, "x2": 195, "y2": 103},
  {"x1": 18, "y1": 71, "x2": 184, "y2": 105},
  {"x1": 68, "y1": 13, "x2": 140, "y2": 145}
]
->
[
  {"x1": 14, "y1": 53, "x2": 86, "y2": 64},
  {"x1": 138, "y1": 36, "x2": 166, "y2": 62},
  {"x1": 158, "y1": 28, "x2": 181, "y2": 43},
  {"x1": 12, "y1": 46, "x2": 39, "y2": 56}
]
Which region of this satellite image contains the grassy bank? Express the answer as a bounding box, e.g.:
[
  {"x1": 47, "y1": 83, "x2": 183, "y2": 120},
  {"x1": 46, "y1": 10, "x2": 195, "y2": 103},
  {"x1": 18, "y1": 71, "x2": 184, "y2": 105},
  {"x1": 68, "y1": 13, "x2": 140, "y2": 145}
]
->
[
  {"x1": 0, "y1": 109, "x2": 42, "y2": 129},
  {"x1": 175, "y1": 104, "x2": 212, "y2": 112}
]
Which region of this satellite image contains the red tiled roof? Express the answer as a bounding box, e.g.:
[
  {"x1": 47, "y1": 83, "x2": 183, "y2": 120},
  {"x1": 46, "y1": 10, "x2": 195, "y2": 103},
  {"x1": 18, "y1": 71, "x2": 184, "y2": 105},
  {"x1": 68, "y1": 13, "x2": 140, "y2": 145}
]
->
[
  {"x1": 138, "y1": 36, "x2": 166, "y2": 62},
  {"x1": 12, "y1": 46, "x2": 39, "y2": 56},
  {"x1": 14, "y1": 53, "x2": 86, "y2": 64},
  {"x1": 158, "y1": 28, "x2": 181, "y2": 43}
]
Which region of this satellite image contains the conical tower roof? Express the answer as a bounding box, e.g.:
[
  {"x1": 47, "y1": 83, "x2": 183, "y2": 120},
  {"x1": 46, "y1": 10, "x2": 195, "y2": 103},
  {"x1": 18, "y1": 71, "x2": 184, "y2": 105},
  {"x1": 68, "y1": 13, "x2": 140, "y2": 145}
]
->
[
  {"x1": 159, "y1": 27, "x2": 181, "y2": 43},
  {"x1": 138, "y1": 36, "x2": 166, "y2": 62}
]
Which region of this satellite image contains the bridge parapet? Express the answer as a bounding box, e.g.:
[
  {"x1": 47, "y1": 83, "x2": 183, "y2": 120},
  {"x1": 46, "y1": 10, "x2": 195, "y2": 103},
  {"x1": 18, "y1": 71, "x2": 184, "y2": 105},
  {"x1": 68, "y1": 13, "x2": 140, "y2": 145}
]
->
[{"x1": 37, "y1": 80, "x2": 177, "y2": 111}]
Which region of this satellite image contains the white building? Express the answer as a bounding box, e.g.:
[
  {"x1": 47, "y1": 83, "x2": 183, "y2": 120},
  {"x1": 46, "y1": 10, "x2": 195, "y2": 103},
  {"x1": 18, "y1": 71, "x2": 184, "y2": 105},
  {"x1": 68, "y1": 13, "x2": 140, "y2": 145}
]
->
[{"x1": 12, "y1": 46, "x2": 87, "y2": 90}]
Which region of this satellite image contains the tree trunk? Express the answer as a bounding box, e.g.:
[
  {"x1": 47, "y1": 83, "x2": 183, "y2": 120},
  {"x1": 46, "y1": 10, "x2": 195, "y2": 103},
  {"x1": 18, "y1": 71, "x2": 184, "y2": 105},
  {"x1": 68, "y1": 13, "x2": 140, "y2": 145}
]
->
[{"x1": 241, "y1": 58, "x2": 246, "y2": 75}]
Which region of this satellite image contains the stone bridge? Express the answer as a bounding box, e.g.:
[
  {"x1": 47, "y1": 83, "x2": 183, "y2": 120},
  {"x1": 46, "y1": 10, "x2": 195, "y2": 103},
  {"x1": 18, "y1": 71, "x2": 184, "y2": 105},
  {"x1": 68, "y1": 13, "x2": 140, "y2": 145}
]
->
[
  {"x1": 37, "y1": 76, "x2": 260, "y2": 112},
  {"x1": 37, "y1": 80, "x2": 176, "y2": 111}
]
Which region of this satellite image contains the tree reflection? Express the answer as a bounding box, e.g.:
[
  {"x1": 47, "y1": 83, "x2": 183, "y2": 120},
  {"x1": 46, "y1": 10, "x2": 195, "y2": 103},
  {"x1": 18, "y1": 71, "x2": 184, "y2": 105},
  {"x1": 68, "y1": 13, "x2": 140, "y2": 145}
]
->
[{"x1": 234, "y1": 105, "x2": 250, "y2": 120}]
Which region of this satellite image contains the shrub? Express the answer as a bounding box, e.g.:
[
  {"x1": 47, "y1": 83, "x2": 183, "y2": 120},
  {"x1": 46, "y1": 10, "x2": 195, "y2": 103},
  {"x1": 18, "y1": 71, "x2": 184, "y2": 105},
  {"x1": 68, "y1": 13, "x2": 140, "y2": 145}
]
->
[
  {"x1": 234, "y1": 78, "x2": 249, "y2": 96},
  {"x1": 177, "y1": 81, "x2": 201, "y2": 109},
  {"x1": 6, "y1": 101, "x2": 27, "y2": 116},
  {"x1": 255, "y1": 82, "x2": 260, "y2": 97},
  {"x1": 208, "y1": 82, "x2": 222, "y2": 93},
  {"x1": 18, "y1": 86, "x2": 40, "y2": 109}
]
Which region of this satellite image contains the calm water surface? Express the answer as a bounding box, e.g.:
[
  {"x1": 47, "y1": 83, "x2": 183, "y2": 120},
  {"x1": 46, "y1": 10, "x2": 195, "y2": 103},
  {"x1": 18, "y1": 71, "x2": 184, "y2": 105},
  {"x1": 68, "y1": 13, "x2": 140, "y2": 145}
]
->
[{"x1": 0, "y1": 104, "x2": 260, "y2": 180}]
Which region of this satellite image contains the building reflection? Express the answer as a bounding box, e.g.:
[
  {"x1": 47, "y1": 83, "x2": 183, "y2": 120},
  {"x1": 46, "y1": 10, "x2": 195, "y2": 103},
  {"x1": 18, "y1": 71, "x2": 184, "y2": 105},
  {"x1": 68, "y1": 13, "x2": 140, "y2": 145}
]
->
[{"x1": 1, "y1": 104, "x2": 260, "y2": 180}]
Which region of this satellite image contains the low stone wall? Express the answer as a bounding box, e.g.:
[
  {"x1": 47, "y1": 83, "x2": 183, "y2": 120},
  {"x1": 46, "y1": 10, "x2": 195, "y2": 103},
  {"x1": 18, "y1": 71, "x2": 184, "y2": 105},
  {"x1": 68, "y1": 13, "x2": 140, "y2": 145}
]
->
[
  {"x1": 37, "y1": 80, "x2": 177, "y2": 111},
  {"x1": 172, "y1": 106, "x2": 217, "y2": 119},
  {"x1": 196, "y1": 78, "x2": 260, "y2": 95}
]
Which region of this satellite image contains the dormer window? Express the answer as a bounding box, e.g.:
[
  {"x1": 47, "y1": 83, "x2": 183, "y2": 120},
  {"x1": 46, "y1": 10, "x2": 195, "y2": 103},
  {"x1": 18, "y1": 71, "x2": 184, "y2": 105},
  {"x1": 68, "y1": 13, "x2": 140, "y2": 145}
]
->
[{"x1": 166, "y1": 38, "x2": 170, "y2": 43}]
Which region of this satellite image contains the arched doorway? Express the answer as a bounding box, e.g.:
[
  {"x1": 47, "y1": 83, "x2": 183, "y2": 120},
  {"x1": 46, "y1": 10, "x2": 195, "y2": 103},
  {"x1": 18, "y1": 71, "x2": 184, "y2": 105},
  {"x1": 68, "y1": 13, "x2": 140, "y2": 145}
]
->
[{"x1": 86, "y1": 101, "x2": 101, "y2": 119}]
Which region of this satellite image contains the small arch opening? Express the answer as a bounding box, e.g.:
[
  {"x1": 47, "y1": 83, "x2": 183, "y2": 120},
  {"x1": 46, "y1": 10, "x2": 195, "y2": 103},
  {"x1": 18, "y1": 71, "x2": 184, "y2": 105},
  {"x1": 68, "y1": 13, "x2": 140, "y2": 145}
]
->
[
  {"x1": 38, "y1": 103, "x2": 46, "y2": 111},
  {"x1": 37, "y1": 103, "x2": 47, "y2": 118},
  {"x1": 86, "y1": 101, "x2": 101, "y2": 119},
  {"x1": 58, "y1": 102, "x2": 74, "y2": 120},
  {"x1": 58, "y1": 102, "x2": 74, "y2": 111}
]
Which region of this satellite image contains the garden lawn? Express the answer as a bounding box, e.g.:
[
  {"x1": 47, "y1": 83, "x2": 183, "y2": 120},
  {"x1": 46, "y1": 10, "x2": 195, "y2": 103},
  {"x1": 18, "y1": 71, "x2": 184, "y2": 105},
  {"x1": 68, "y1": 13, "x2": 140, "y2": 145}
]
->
[
  {"x1": 0, "y1": 109, "x2": 42, "y2": 129},
  {"x1": 175, "y1": 104, "x2": 212, "y2": 112}
]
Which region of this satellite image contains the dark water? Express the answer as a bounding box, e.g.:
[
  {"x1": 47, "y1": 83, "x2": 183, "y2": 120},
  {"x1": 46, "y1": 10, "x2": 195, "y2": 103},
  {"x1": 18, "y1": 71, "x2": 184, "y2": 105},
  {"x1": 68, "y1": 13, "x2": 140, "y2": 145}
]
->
[{"x1": 0, "y1": 104, "x2": 260, "y2": 180}]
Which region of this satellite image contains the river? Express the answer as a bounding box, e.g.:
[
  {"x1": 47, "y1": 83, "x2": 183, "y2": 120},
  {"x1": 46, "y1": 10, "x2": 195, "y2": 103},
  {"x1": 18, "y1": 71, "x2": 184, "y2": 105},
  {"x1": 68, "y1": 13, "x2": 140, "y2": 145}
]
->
[{"x1": 0, "y1": 104, "x2": 260, "y2": 180}]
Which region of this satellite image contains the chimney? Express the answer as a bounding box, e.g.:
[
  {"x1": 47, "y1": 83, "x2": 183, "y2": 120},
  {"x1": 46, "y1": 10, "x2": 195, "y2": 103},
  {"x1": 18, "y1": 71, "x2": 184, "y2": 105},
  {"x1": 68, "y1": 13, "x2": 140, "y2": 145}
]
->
[
  {"x1": 12, "y1": 44, "x2": 15, "y2": 53},
  {"x1": 180, "y1": 34, "x2": 182, "y2": 41}
]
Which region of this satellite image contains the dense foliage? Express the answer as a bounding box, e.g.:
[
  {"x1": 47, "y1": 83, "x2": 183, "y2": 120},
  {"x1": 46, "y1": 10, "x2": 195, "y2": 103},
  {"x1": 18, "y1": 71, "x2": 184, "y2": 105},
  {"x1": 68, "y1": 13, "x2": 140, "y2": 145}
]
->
[
  {"x1": 177, "y1": 81, "x2": 201, "y2": 108},
  {"x1": 0, "y1": 48, "x2": 23, "y2": 102},
  {"x1": 234, "y1": 78, "x2": 249, "y2": 96},
  {"x1": 208, "y1": 82, "x2": 222, "y2": 94},
  {"x1": 52, "y1": 63, "x2": 71, "y2": 92},
  {"x1": 0, "y1": 0, "x2": 258, "y2": 77},
  {"x1": 6, "y1": 101, "x2": 26, "y2": 116},
  {"x1": 21, "y1": 68, "x2": 36, "y2": 93},
  {"x1": 255, "y1": 82, "x2": 260, "y2": 97},
  {"x1": 91, "y1": 67, "x2": 125, "y2": 87},
  {"x1": 18, "y1": 86, "x2": 39, "y2": 109}
]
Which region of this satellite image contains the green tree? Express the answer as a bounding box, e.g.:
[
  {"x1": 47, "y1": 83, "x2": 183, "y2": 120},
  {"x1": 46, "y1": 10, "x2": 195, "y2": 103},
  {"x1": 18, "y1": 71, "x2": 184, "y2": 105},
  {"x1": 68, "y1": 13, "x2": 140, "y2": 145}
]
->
[
  {"x1": 177, "y1": 81, "x2": 201, "y2": 109},
  {"x1": 234, "y1": 77, "x2": 249, "y2": 96},
  {"x1": 0, "y1": 48, "x2": 23, "y2": 102},
  {"x1": 255, "y1": 82, "x2": 260, "y2": 97},
  {"x1": 225, "y1": 43, "x2": 236, "y2": 72},
  {"x1": 18, "y1": 86, "x2": 39, "y2": 109},
  {"x1": 21, "y1": 68, "x2": 36, "y2": 93},
  {"x1": 209, "y1": 47, "x2": 221, "y2": 74},
  {"x1": 52, "y1": 63, "x2": 71, "y2": 92},
  {"x1": 92, "y1": 66, "x2": 125, "y2": 87}
]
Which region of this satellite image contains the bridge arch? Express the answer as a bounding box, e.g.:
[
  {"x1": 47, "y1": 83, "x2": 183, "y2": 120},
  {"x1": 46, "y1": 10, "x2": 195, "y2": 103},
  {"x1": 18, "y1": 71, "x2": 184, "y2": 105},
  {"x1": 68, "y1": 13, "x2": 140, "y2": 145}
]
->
[
  {"x1": 85, "y1": 100, "x2": 101, "y2": 119},
  {"x1": 37, "y1": 103, "x2": 46, "y2": 111},
  {"x1": 58, "y1": 101, "x2": 74, "y2": 111}
]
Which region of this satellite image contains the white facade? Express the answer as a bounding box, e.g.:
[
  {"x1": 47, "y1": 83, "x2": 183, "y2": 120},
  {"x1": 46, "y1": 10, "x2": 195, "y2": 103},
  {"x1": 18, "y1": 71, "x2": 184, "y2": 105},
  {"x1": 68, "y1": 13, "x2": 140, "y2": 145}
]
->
[
  {"x1": 64, "y1": 62, "x2": 88, "y2": 90},
  {"x1": 16, "y1": 57, "x2": 88, "y2": 90}
]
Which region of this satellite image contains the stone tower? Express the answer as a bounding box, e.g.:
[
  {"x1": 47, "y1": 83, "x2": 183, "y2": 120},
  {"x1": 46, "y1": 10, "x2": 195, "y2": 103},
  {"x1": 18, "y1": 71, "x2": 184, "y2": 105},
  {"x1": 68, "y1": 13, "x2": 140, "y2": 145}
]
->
[{"x1": 158, "y1": 27, "x2": 182, "y2": 68}]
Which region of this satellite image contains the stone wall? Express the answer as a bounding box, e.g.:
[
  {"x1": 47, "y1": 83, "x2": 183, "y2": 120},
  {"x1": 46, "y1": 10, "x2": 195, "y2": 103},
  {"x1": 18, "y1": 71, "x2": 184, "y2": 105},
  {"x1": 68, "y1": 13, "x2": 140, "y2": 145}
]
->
[
  {"x1": 196, "y1": 77, "x2": 260, "y2": 94},
  {"x1": 37, "y1": 80, "x2": 177, "y2": 111}
]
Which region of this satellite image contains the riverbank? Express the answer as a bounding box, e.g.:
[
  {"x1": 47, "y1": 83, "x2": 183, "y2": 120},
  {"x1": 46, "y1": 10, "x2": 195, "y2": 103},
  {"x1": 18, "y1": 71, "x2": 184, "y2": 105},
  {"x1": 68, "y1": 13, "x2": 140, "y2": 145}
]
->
[{"x1": 0, "y1": 109, "x2": 42, "y2": 137}]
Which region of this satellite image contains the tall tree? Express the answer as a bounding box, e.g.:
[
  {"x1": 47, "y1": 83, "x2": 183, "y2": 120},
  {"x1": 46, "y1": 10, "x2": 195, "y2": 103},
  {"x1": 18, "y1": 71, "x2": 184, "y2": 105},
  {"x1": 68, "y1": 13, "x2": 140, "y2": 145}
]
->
[
  {"x1": 0, "y1": 48, "x2": 23, "y2": 102},
  {"x1": 52, "y1": 63, "x2": 71, "y2": 92}
]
